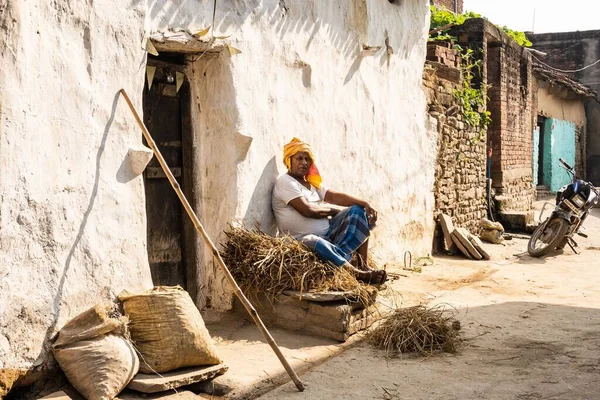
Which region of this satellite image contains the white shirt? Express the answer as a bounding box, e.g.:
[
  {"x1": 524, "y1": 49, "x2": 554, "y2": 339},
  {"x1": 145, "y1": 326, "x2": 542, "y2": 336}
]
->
[{"x1": 272, "y1": 174, "x2": 330, "y2": 239}]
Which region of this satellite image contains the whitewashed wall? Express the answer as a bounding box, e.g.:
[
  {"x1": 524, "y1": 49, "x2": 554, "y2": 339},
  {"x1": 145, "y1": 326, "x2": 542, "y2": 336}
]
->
[
  {"x1": 146, "y1": 0, "x2": 435, "y2": 310},
  {"x1": 0, "y1": 0, "x2": 434, "y2": 383},
  {"x1": 0, "y1": 0, "x2": 152, "y2": 385}
]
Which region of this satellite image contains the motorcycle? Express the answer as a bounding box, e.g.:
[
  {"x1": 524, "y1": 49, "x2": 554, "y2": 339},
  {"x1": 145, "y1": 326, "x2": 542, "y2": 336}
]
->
[{"x1": 528, "y1": 158, "x2": 599, "y2": 257}]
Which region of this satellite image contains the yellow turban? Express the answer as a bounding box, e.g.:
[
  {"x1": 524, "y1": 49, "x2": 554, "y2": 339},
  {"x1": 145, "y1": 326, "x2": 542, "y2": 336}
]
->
[{"x1": 283, "y1": 137, "x2": 322, "y2": 189}]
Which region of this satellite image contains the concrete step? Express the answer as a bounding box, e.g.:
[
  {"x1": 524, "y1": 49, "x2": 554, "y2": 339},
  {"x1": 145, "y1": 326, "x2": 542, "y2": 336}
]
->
[
  {"x1": 536, "y1": 185, "x2": 554, "y2": 200},
  {"x1": 498, "y1": 211, "x2": 535, "y2": 232}
]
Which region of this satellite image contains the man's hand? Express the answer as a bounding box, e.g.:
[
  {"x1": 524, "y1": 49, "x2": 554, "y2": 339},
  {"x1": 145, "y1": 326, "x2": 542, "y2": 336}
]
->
[{"x1": 362, "y1": 203, "x2": 378, "y2": 225}]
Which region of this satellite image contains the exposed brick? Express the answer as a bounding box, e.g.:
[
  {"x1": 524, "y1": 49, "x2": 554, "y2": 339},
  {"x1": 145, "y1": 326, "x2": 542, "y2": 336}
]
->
[{"x1": 430, "y1": 0, "x2": 463, "y2": 13}]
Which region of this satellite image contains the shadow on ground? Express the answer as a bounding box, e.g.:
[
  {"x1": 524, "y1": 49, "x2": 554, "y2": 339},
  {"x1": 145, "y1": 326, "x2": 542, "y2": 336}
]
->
[{"x1": 260, "y1": 301, "x2": 600, "y2": 400}]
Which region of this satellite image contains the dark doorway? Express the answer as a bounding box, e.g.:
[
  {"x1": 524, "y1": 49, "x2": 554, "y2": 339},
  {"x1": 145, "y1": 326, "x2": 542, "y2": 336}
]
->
[
  {"x1": 537, "y1": 116, "x2": 546, "y2": 186},
  {"x1": 142, "y1": 55, "x2": 194, "y2": 291}
]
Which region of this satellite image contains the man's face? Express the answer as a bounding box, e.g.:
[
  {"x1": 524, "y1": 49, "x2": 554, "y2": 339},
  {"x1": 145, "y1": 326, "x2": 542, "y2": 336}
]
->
[{"x1": 289, "y1": 151, "x2": 312, "y2": 178}]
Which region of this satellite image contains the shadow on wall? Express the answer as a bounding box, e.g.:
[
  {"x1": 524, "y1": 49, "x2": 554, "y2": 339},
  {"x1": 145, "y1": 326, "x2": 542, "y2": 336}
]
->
[
  {"x1": 243, "y1": 156, "x2": 279, "y2": 235},
  {"x1": 29, "y1": 91, "x2": 121, "y2": 382},
  {"x1": 129, "y1": 0, "x2": 424, "y2": 64}
]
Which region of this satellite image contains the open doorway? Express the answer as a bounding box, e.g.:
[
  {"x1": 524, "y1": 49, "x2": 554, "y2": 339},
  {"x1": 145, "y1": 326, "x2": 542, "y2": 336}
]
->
[
  {"x1": 142, "y1": 53, "x2": 196, "y2": 297},
  {"x1": 536, "y1": 115, "x2": 547, "y2": 187}
]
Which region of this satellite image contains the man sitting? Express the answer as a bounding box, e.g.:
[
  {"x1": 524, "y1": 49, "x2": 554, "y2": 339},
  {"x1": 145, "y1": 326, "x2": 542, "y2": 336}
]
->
[{"x1": 272, "y1": 138, "x2": 387, "y2": 284}]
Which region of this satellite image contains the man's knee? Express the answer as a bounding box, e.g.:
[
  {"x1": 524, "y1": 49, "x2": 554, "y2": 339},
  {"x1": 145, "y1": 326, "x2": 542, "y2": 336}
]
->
[
  {"x1": 348, "y1": 205, "x2": 368, "y2": 220},
  {"x1": 299, "y1": 234, "x2": 324, "y2": 248}
]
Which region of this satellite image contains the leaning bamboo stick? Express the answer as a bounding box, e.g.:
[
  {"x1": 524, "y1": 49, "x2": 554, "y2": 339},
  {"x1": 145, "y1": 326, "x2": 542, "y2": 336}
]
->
[{"x1": 119, "y1": 88, "x2": 305, "y2": 392}]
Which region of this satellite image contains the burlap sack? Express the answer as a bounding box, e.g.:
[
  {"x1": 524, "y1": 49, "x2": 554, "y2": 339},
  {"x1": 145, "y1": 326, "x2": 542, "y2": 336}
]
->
[
  {"x1": 119, "y1": 286, "x2": 221, "y2": 373},
  {"x1": 52, "y1": 305, "x2": 139, "y2": 400},
  {"x1": 480, "y1": 229, "x2": 504, "y2": 244},
  {"x1": 480, "y1": 218, "x2": 504, "y2": 232}
]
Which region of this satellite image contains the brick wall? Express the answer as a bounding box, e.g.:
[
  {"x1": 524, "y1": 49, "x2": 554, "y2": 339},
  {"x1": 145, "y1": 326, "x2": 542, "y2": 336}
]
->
[
  {"x1": 450, "y1": 19, "x2": 536, "y2": 216},
  {"x1": 430, "y1": 0, "x2": 463, "y2": 14},
  {"x1": 487, "y1": 43, "x2": 535, "y2": 212},
  {"x1": 423, "y1": 51, "x2": 488, "y2": 252},
  {"x1": 427, "y1": 41, "x2": 460, "y2": 69}
]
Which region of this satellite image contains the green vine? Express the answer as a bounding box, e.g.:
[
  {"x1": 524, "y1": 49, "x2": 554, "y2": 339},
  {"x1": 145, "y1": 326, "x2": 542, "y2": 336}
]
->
[
  {"x1": 428, "y1": 6, "x2": 529, "y2": 142},
  {"x1": 452, "y1": 47, "x2": 491, "y2": 142},
  {"x1": 501, "y1": 27, "x2": 532, "y2": 47},
  {"x1": 429, "y1": 6, "x2": 531, "y2": 48}
]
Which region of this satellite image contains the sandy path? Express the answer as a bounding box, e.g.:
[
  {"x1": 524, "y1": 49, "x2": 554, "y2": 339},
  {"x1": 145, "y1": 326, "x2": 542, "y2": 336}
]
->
[{"x1": 259, "y1": 206, "x2": 600, "y2": 400}]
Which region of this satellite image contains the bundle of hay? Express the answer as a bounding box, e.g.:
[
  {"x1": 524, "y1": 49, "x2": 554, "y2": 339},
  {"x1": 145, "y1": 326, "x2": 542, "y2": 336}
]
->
[
  {"x1": 368, "y1": 305, "x2": 461, "y2": 356},
  {"x1": 220, "y1": 227, "x2": 371, "y2": 304}
]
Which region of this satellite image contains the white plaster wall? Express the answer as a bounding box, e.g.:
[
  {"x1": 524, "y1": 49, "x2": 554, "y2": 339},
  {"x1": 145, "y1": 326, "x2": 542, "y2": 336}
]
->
[
  {"x1": 537, "y1": 86, "x2": 587, "y2": 127},
  {"x1": 0, "y1": 0, "x2": 152, "y2": 375},
  {"x1": 148, "y1": 0, "x2": 435, "y2": 310}
]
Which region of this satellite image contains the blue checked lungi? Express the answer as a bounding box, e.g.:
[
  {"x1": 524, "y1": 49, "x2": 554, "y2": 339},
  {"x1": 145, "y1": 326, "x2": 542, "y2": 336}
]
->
[{"x1": 299, "y1": 205, "x2": 371, "y2": 267}]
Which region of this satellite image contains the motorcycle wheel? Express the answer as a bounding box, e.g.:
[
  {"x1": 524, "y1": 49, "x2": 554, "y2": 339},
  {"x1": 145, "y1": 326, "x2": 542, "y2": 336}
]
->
[{"x1": 527, "y1": 217, "x2": 570, "y2": 257}]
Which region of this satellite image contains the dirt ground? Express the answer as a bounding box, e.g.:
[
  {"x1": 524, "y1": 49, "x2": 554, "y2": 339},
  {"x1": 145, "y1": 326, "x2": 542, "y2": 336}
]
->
[{"x1": 257, "y1": 204, "x2": 600, "y2": 400}]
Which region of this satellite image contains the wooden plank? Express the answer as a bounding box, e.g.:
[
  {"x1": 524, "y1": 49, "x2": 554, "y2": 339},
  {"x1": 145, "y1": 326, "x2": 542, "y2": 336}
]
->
[
  {"x1": 438, "y1": 213, "x2": 459, "y2": 253},
  {"x1": 127, "y1": 364, "x2": 228, "y2": 394},
  {"x1": 454, "y1": 228, "x2": 483, "y2": 260}
]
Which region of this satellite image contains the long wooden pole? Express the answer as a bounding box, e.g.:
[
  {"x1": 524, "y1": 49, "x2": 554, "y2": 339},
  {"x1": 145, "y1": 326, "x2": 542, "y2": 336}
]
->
[{"x1": 119, "y1": 89, "x2": 305, "y2": 392}]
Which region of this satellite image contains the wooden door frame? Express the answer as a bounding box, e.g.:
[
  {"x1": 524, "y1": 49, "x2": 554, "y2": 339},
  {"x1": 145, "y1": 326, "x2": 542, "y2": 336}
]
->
[{"x1": 145, "y1": 57, "x2": 198, "y2": 303}]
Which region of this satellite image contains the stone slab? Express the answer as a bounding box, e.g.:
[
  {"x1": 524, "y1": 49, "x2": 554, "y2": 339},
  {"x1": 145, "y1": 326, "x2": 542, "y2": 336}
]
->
[
  {"x1": 438, "y1": 213, "x2": 459, "y2": 253},
  {"x1": 40, "y1": 392, "x2": 73, "y2": 399},
  {"x1": 304, "y1": 325, "x2": 349, "y2": 342},
  {"x1": 273, "y1": 294, "x2": 310, "y2": 309},
  {"x1": 119, "y1": 390, "x2": 201, "y2": 399},
  {"x1": 451, "y1": 231, "x2": 474, "y2": 260},
  {"x1": 468, "y1": 234, "x2": 491, "y2": 260},
  {"x1": 239, "y1": 290, "x2": 383, "y2": 341},
  {"x1": 127, "y1": 364, "x2": 228, "y2": 394},
  {"x1": 306, "y1": 311, "x2": 348, "y2": 333},
  {"x1": 273, "y1": 303, "x2": 308, "y2": 322},
  {"x1": 283, "y1": 290, "x2": 355, "y2": 302},
  {"x1": 454, "y1": 228, "x2": 483, "y2": 260}
]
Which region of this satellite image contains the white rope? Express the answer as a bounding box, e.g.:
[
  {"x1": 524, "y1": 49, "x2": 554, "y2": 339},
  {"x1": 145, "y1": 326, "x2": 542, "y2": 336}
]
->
[{"x1": 532, "y1": 53, "x2": 600, "y2": 73}]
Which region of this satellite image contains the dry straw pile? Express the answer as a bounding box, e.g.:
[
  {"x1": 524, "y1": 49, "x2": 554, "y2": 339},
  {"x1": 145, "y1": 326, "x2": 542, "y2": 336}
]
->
[
  {"x1": 220, "y1": 227, "x2": 371, "y2": 304},
  {"x1": 369, "y1": 305, "x2": 462, "y2": 356}
]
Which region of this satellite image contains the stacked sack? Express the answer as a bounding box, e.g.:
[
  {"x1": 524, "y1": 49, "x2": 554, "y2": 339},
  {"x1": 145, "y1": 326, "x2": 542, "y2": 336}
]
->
[
  {"x1": 52, "y1": 305, "x2": 139, "y2": 400},
  {"x1": 52, "y1": 286, "x2": 222, "y2": 399},
  {"x1": 119, "y1": 286, "x2": 222, "y2": 373}
]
